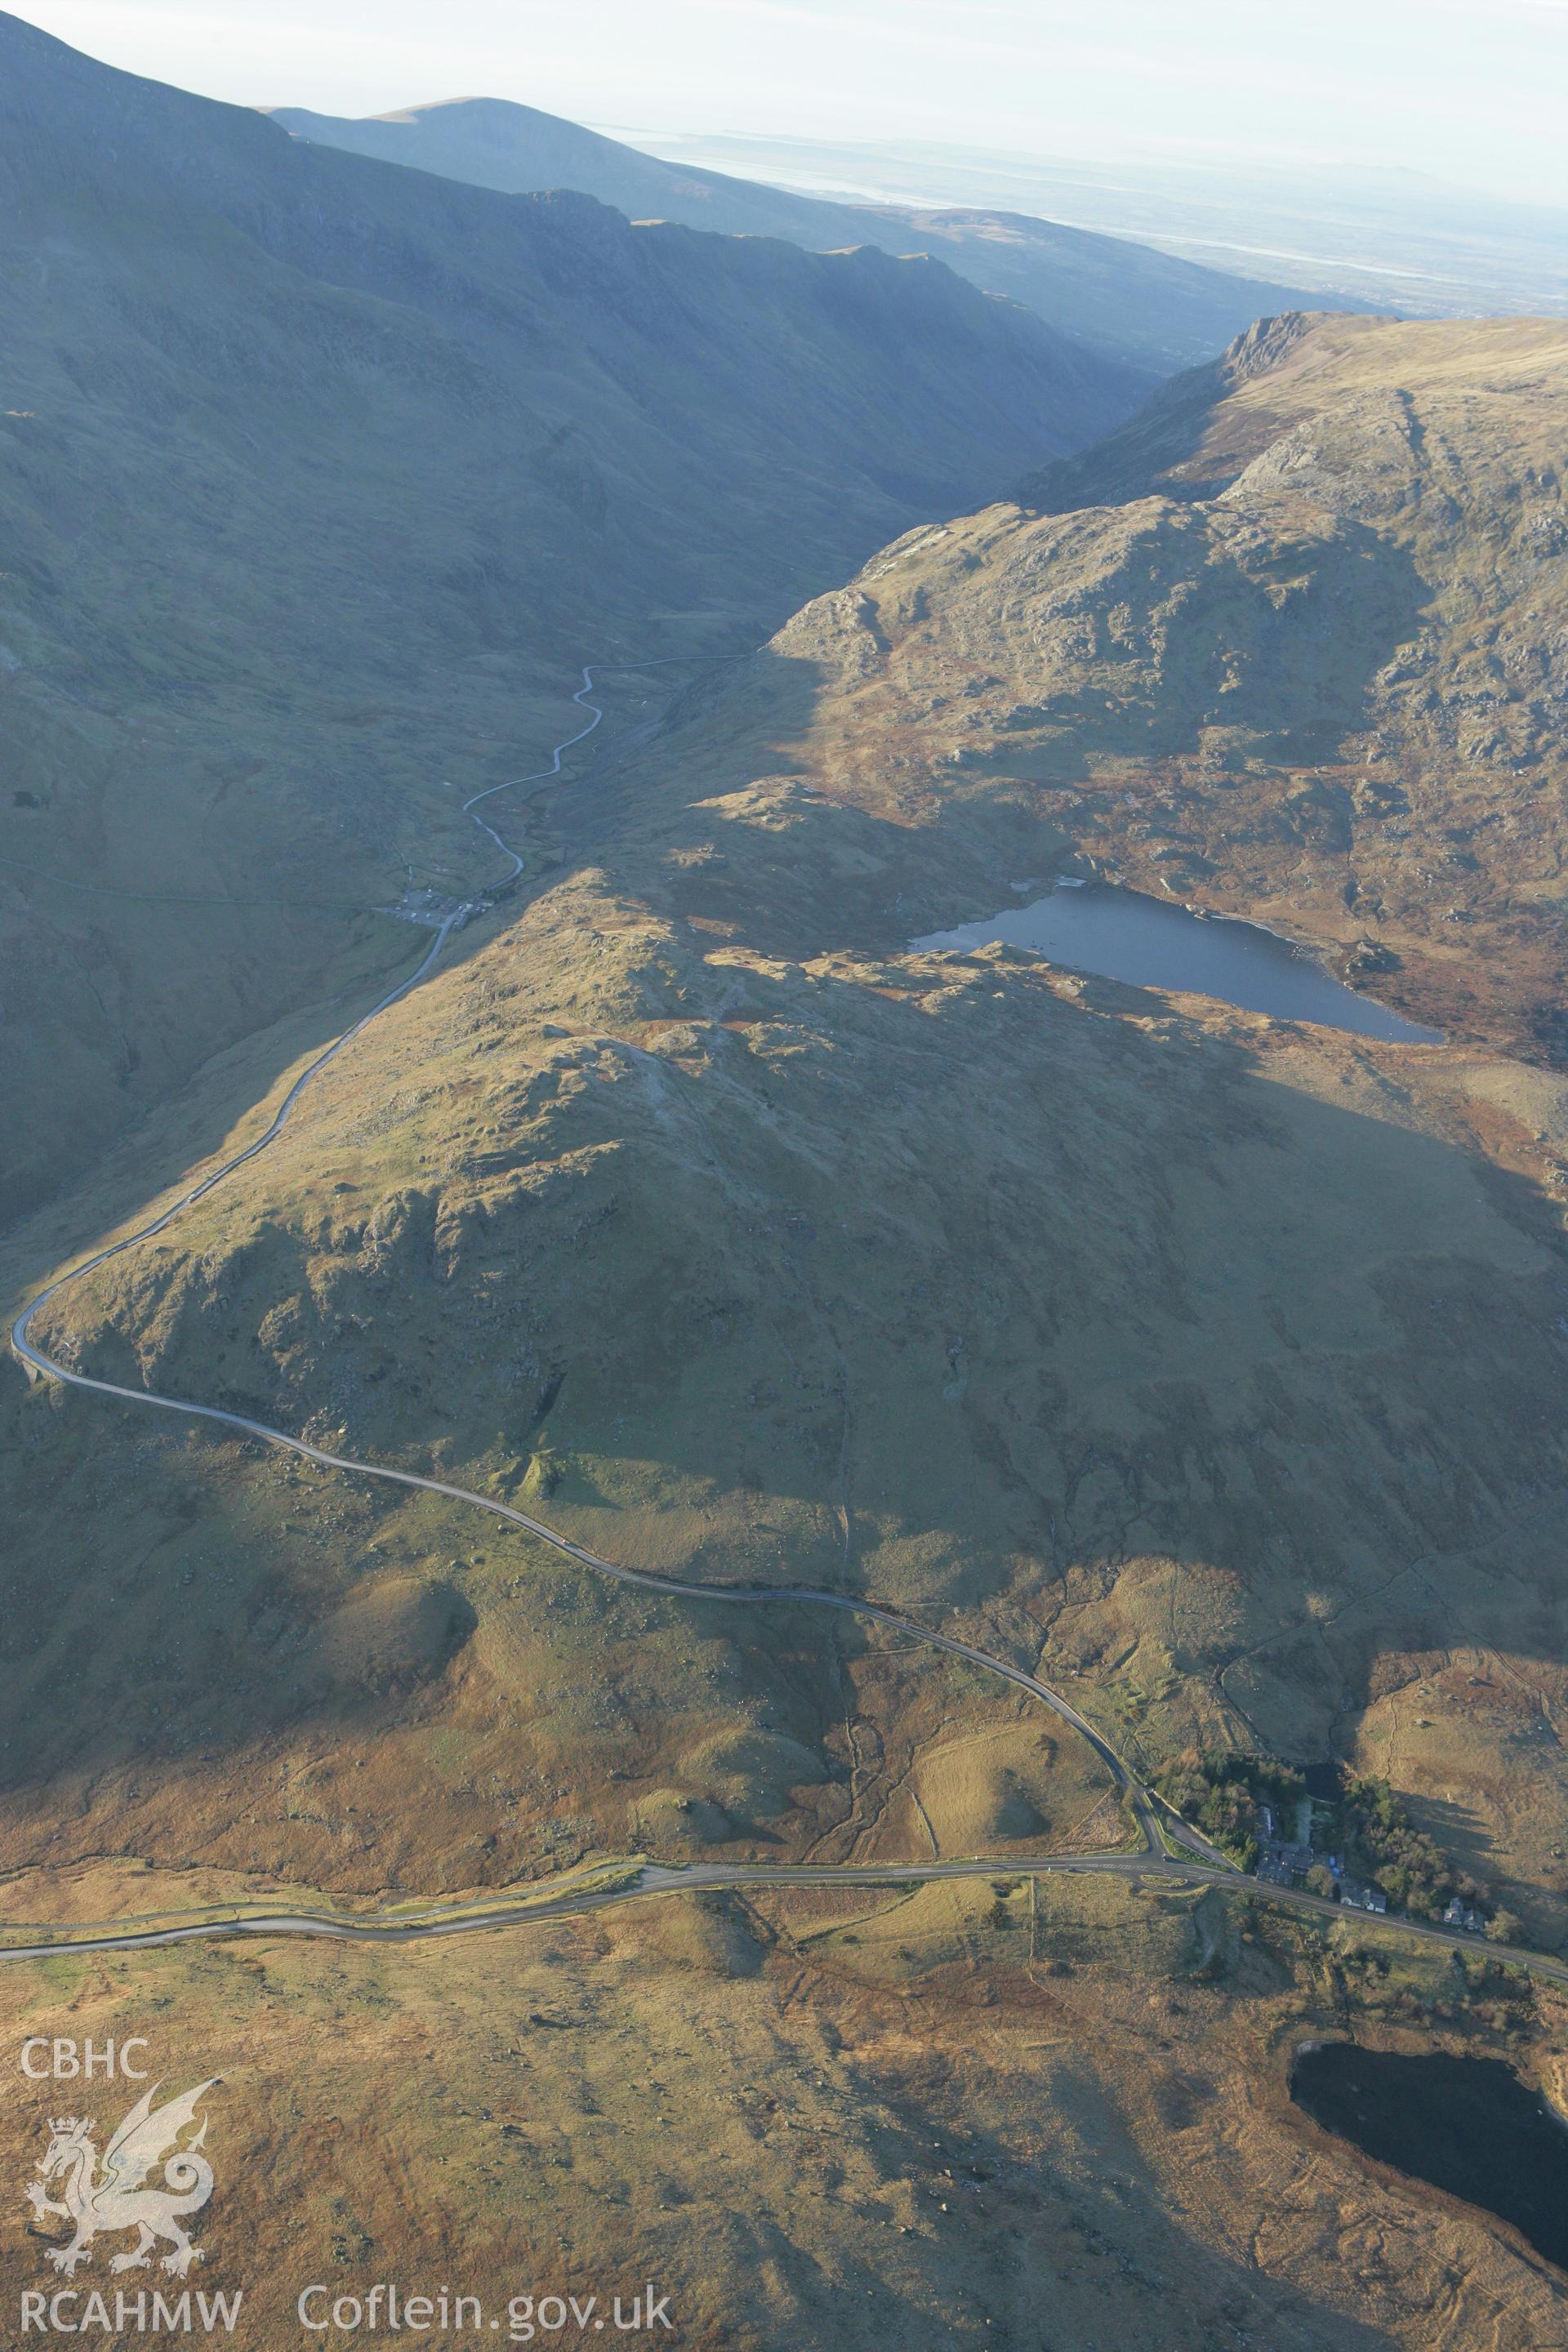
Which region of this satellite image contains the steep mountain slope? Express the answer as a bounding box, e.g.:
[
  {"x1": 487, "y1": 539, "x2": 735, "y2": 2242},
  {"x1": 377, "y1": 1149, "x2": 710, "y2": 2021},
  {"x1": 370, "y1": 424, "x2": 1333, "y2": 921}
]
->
[
  {"x1": 0, "y1": 11, "x2": 1137, "y2": 1227},
  {"x1": 10, "y1": 318, "x2": 1568, "y2": 1962},
  {"x1": 790, "y1": 312, "x2": 1568, "y2": 1062},
  {"x1": 264, "y1": 94, "x2": 1333, "y2": 375},
  {"x1": 7, "y1": 252, "x2": 1568, "y2": 2334}
]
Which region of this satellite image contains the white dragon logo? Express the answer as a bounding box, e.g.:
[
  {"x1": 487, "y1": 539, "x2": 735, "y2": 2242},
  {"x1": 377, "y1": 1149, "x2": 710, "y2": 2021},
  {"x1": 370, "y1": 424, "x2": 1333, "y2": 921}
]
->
[{"x1": 25, "y1": 2080, "x2": 219, "y2": 2278}]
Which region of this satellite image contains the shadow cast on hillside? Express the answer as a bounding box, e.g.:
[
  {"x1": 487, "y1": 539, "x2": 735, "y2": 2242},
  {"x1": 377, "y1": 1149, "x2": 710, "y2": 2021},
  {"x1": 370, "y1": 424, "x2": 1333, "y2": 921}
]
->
[{"x1": 6, "y1": 638, "x2": 1568, "y2": 1900}]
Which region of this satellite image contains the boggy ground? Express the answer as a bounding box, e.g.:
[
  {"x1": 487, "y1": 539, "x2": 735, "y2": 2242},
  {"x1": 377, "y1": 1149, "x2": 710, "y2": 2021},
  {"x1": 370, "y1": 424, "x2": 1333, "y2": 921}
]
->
[{"x1": 2, "y1": 1878, "x2": 1566, "y2": 2349}]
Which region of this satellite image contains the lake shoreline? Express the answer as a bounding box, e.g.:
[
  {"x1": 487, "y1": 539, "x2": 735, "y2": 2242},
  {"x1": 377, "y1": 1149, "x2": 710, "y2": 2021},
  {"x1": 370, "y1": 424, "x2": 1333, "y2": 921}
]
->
[{"x1": 915, "y1": 877, "x2": 1446, "y2": 1045}]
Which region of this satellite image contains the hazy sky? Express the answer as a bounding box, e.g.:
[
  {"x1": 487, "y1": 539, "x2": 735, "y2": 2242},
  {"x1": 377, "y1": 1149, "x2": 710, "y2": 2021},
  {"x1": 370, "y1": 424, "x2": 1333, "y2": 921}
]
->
[{"x1": 18, "y1": 0, "x2": 1568, "y2": 205}]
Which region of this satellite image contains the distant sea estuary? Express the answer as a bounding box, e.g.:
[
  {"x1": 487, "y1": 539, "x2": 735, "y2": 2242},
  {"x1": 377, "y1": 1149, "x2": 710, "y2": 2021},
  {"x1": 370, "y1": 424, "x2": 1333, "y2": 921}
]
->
[
  {"x1": 914, "y1": 879, "x2": 1444, "y2": 1044},
  {"x1": 1290, "y1": 2043, "x2": 1568, "y2": 2268}
]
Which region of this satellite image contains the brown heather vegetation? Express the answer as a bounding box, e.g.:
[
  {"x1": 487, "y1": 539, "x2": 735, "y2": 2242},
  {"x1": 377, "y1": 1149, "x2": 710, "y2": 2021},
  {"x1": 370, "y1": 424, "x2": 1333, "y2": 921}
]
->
[
  {"x1": 3, "y1": 1873, "x2": 1566, "y2": 2345},
  {"x1": 4, "y1": 58, "x2": 1568, "y2": 2323},
  {"x1": 11, "y1": 323, "x2": 1568, "y2": 1967}
]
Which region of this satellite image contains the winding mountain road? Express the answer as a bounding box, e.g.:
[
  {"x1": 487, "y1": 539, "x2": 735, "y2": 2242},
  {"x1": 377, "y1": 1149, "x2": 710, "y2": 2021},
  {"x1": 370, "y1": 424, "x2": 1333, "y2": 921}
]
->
[{"x1": 7, "y1": 657, "x2": 1503, "y2": 1984}]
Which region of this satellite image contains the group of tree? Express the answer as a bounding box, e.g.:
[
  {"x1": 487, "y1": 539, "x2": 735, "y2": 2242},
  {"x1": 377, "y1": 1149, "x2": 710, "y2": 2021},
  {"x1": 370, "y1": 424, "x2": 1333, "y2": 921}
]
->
[
  {"x1": 1340, "y1": 1773, "x2": 1495, "y2": 1925},
  {"x1": 1153, "y1": 1750, "x2": 1306, "y2": 1873},
  {"x1": 1154, "y1": 1751, "x2": 1506, "y2": 1927}
]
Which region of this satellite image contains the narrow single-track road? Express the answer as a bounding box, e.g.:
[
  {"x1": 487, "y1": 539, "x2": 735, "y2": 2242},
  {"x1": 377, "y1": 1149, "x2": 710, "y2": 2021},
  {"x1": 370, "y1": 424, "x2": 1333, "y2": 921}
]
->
[
  {"x1": 10, "y1": 661, "x2": 1174, "y2": 1855},
  {"x1": 3, "y1": 1852, "x2": 1563, "y2": 1993},
  {"x1": 13, "y1": 657, "x2": 1519, "y2": 1992}
]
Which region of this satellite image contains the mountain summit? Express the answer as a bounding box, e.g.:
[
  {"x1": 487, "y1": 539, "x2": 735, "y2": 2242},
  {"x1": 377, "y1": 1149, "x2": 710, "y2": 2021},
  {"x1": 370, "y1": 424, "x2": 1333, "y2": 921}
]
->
[{"x1": 264, "y1": 91, "x2": 1339, "y2": 375}]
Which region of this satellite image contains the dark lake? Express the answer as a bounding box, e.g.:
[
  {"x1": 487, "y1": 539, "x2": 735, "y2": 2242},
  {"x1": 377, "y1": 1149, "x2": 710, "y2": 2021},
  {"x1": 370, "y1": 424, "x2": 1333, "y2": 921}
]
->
[
  {"x1": 1291, "y1": 2042, "x2": 1568, "y2": 2267},
  {"x1": 914, "y1": 881, "x2": 1443, "y2": 1043}
]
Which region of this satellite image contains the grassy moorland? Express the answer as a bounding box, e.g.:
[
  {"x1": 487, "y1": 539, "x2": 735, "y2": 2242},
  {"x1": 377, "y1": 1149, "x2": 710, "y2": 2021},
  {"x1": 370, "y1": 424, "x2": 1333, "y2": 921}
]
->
[
  {"x1": 8, "y1": 321, "x2": 1568, "y2": 1967},
  {"x1": 0, "y1": 10, "x2": 1138, "y2": 1225},
  {"x1": 7, "y1": 72, "x2": 1568, "y2": 2330},
  {"x1": 4, "y1": 1873, "x2": 1566, "y2": 2345}
]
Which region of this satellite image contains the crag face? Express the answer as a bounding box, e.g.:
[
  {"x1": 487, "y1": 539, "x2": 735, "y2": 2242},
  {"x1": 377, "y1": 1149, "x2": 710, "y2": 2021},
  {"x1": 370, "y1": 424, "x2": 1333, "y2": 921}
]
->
[{"x1": 3, "y1": 8, "x2": 1567, "y2": 2348}]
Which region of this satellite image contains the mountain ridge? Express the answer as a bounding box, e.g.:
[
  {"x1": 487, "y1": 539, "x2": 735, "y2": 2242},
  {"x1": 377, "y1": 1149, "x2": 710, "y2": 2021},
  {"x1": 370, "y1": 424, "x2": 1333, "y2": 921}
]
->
[
  {"x1": 0, "y1": 7, "x2": 1138, "y2": 1225},
  {"x1": 11, "y1": 315, "x2": 1568, "y2": 1971},
  {"x1": 4, "y1": 42, "x2": 1568, "y2": 2333},
  {"x1": 263, "y1": 90, "x2": 1346, "y2": 375},
  {"x1": 780, "y1": 310, "x2": 1568, "y2": 1062}
]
